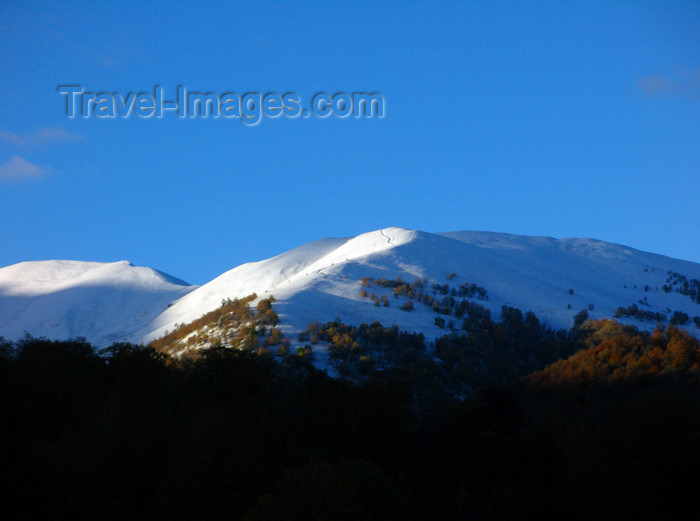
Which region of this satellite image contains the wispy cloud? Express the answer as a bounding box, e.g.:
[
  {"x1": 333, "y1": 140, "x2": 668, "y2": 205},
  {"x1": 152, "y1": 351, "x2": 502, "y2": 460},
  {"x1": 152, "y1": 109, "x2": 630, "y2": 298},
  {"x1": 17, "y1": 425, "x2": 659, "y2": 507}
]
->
[
  {"x1": 0, "y1": 156, "x2": 45, "y2": 182},
  {"x1": 39, "y1": 12, "x2": 149, "y2": 70},
  {"x1": 0, "y1": 127, "x2": 84, "y2": 148},
  {"x1": 638, "y1": 67, "x2": 700, "y2": 100}
]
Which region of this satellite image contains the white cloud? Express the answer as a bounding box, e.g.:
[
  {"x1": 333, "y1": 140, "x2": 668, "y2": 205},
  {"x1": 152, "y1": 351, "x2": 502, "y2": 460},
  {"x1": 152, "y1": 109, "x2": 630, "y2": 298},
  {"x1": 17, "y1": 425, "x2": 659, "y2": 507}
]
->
[
  {"x1": 0, "y1": 156, "x2": 45, "y2": 182},
  {"x1": 0, "y1": 127, "x2": 83, "y2": 148}
]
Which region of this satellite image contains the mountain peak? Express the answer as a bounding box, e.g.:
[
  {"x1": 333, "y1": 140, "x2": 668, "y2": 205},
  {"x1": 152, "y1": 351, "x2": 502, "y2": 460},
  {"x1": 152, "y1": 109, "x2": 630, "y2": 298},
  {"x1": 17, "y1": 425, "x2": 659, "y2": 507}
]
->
[
  {"x1": 2, "y1": 229, "x2": 700, "y2": 348},
  {"x1": 0, "y1": 260, "x2": 195, "y2": 345}
]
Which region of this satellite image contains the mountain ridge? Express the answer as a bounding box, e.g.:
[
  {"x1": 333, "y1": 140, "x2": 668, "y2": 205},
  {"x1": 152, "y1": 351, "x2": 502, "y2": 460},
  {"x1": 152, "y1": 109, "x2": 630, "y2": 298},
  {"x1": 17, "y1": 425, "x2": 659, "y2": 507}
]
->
[
  {"x1": 2, "y1": 228, "x2": 700, "y2": 348},
  {"x1": 0, "y1": 259, "x2": 196, "y2": 345}
]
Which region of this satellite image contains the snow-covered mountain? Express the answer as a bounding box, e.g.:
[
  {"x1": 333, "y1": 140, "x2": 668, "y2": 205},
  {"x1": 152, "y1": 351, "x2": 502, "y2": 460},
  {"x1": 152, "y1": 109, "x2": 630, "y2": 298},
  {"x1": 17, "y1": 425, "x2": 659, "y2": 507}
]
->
[
  {"x1": 2, "y1": 228, "x2": 700, "y2": 348},
  {"x1": 0, "y1": 260, "x2": 195, "y2": 346},
  {"x1": 138, "y1": 227, "x2": 700, "y2": 346}
]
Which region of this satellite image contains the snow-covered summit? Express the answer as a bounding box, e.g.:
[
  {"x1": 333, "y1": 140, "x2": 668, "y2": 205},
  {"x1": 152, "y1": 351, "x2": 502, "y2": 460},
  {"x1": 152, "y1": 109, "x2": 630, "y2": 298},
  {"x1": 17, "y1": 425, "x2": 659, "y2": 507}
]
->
[
  {"x1": 0, "y1": 260, "x2": 195, "y2": 346},
  {"x1": 2, "y1": 228, "x2": 700, "y2": 348},
  {"x1": 138, "y1": 228, "x2": 700, "y2": 345}
]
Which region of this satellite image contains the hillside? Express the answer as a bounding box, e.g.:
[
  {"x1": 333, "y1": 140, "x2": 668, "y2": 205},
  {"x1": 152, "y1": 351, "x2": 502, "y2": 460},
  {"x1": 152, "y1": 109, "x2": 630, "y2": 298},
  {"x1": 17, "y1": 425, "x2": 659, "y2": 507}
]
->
[
  {"x1": 4, "y1": 324, "x2": 700, "y2": 520},
  {"x1": 138, "y1": 228, "x2": 700, "y2": 348},
  {"x1": 0, "y1": 260, "x2": 195, "y2": 346},
  {"x1": 2, "y1": 228, "x2": 700, "y2": 349}
]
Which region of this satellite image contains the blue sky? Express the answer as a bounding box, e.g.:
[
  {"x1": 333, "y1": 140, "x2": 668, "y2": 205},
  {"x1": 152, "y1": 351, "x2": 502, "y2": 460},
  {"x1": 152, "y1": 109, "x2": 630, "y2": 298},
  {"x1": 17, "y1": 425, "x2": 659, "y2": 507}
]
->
[{"x1": 0, "y1": 1, "x2": 698, "y2": 284}]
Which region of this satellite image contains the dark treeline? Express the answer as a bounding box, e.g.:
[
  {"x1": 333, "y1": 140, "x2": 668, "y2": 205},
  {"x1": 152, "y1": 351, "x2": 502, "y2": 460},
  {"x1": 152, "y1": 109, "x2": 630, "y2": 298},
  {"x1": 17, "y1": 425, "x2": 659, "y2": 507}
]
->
[
  {"x1": 2, "y1": 320, "x2": 700, "y2": 520},
  {"x1": 308, "y1": 305, "x2": 578, "y2": 397}
]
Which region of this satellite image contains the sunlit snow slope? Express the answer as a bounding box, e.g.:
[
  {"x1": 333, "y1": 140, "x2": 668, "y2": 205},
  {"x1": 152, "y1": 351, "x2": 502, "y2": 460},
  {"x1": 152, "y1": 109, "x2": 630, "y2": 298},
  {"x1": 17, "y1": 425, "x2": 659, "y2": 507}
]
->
[
  {"x1": 3, "y1": 228, "x2": 700, "y2": 348},
  {"x1": 0, "y1": 260, "x2": 195, "y2": 346},
  {"x1": 138, "y1": 227, "x2": 700, "y2": 344}
]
